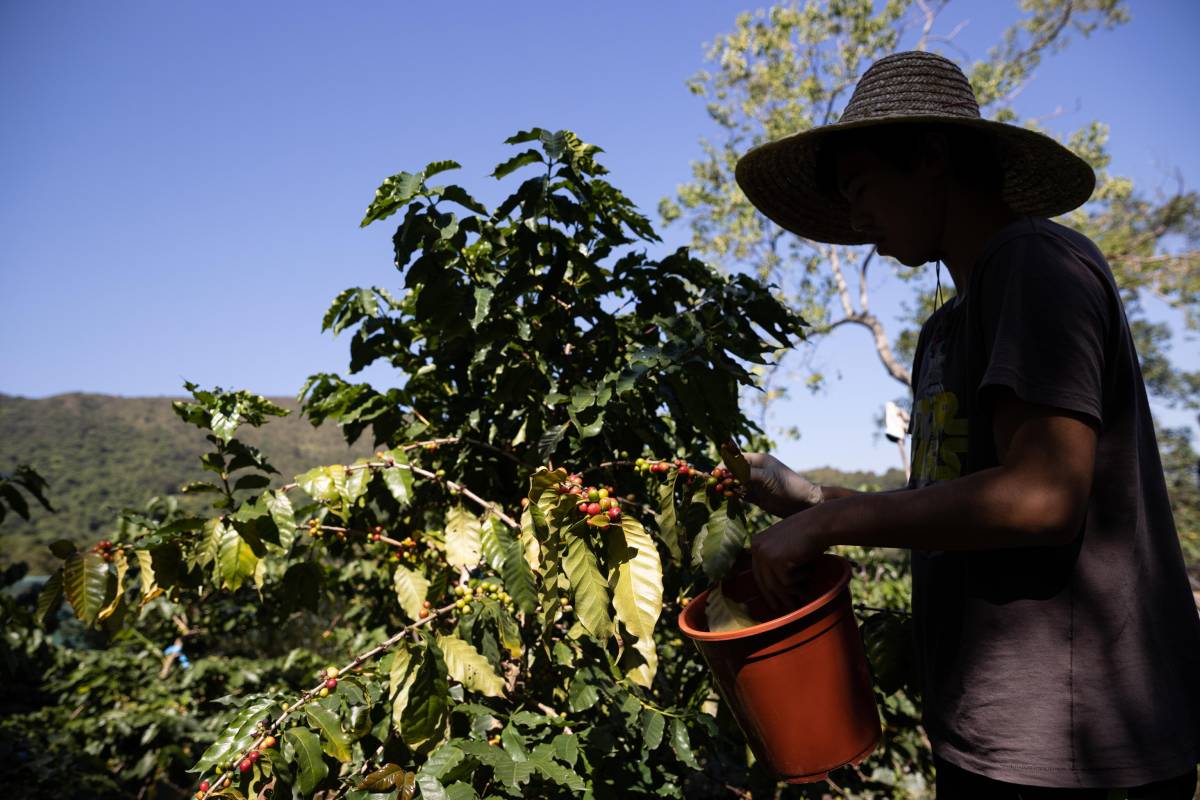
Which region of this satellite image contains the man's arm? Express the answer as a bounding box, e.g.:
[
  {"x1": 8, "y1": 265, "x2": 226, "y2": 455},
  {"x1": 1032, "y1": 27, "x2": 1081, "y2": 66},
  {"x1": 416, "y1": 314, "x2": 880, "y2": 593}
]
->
[{"x1": 750, "y1": 387, "x2": 1099, "y2": 608}]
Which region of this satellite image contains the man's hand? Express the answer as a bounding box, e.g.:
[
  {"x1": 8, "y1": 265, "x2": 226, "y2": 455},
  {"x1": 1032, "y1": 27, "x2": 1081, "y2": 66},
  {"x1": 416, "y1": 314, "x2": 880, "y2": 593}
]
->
[
  {"x1": 742, "y1": 452, "x2": 824, "y2": 518},
  {"x1": 749, "y1": 505, "x2": 832, "y2": 614}
]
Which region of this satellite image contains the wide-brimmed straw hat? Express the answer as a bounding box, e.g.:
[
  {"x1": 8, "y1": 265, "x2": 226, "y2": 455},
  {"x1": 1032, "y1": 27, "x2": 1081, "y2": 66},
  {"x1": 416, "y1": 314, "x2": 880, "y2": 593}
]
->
[{"x1": 734, "y1": 50, "x2": 1096, "y2": 245}]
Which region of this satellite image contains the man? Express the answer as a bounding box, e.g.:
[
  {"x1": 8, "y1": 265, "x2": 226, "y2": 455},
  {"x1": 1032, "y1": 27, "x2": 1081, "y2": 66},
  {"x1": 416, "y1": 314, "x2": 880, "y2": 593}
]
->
[{"x1": 734, "y1": 50, "x2": 1200, "y2": 798}]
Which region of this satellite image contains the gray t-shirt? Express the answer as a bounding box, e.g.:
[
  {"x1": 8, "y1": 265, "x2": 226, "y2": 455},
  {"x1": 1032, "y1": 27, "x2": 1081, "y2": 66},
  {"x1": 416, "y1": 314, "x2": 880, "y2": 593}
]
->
[{"x1": 907, "y1": 216, "x2": 1200, "y2": 787}]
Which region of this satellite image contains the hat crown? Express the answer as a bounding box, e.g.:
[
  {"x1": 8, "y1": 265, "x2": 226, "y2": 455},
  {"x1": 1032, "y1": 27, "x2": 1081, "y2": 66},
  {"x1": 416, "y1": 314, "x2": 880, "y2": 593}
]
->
[{"x1": 840, "y1": 51, "x2": 980, "y2": 124}]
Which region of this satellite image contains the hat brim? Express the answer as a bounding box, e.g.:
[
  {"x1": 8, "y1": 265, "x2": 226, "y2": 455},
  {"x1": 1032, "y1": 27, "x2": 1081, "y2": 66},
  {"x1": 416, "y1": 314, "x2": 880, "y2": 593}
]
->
[{"x1": 734, "y1": 115, "x2": 1096, "y2": 246}]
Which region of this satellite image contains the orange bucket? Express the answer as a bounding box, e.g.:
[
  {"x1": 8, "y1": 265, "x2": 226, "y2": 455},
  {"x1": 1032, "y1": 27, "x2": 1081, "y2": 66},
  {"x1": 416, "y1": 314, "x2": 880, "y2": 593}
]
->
[{"x1": 677, "y1": 554, "x2": 880, "y2": 783}]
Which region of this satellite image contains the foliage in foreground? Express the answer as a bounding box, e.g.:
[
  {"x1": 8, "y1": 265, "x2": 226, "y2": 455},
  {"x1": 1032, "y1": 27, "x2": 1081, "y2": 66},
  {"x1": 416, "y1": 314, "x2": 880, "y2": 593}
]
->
[{"x1": 3, "y1": 130, "x2": 928, "y2": 800}]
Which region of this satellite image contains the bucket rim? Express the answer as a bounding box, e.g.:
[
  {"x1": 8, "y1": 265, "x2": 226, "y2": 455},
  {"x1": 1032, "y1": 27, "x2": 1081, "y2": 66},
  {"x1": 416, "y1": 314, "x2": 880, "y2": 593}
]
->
[{"x1": 676, "y1": 553, "x2": 852, "y2": 642}]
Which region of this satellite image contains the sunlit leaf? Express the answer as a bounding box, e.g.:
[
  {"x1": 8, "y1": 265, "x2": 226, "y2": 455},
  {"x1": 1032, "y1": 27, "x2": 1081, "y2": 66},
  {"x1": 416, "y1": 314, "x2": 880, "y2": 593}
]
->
[
  {"x1": 691, "y1": 504, "x2": 747, "y2": 581},
  {"x1": 437, "y1": 634, "x2": 506, "y2": 697},
  {"x1": 608, "y1": 516, "x2": 663, "y2": 686},
  {"x1": 306, "y1": 702, "x2": 352, "y2": 762},
  {"x1": 445, "y1": 506, "x2": 482, "y2": 569},
  {"x1": 35, "y1": 567, "x2": 63, "y2": 627},
  {"x1": 63, "y1": 551, "x2": 111, "y2": 625},
  {"x1": 562, "y1": 534, "x2": 611, "y2": 640},
  {"x1": 704, "y1": 583, "x2": 758, "y2": 632},
  {"x1": 218, "y1": 524, "x2": 258, "y2": 592},
  {"x1": 393, "y1": 564, "x2": 430, "y2": 621},
  {"x1": 283, "y1": 727, "x2": 328, "y2": 794}
]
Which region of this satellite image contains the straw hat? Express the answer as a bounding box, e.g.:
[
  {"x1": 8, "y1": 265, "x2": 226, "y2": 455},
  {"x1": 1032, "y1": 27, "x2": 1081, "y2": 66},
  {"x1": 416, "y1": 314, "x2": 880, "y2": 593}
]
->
[{"x1": 734, "y1": 50, "x2": 1096, "y2": 245}]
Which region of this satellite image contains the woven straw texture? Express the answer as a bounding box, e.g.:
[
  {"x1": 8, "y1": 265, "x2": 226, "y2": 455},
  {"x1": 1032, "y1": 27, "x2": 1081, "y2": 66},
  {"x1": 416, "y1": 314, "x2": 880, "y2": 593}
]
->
[{"x1": 735, "y1": 51, "x2": 1096, "y2": 245}]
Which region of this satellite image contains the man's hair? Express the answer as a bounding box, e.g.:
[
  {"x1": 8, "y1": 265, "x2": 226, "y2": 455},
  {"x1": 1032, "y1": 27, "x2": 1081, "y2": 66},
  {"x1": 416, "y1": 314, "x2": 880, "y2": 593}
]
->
[{"x1": 814, "y1": 122, "x2": 1006, "y2": 204}]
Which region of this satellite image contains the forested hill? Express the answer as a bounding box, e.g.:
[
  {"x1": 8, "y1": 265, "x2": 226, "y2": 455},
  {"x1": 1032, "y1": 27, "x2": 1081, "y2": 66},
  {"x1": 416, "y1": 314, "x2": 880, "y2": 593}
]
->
[
  {"x1": 0, "y1": 393, "x2": 907, "y2": 573},
  {"x1": 0, "y1": 392, "x2": 375, "y2": 571}
]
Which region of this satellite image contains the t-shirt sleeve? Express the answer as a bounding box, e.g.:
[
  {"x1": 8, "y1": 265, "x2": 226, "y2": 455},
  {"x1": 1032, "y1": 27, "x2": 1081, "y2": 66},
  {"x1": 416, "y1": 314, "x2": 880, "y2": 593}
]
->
[{"x1": 975, "y1": 232, "x2": 1111, "y2": 427}]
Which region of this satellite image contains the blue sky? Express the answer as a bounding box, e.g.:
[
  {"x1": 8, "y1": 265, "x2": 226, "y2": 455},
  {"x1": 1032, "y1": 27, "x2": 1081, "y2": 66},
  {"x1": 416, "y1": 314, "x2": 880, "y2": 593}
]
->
[{"x1": 2, "y1": 1, "x2": 1197, "y2": 473}]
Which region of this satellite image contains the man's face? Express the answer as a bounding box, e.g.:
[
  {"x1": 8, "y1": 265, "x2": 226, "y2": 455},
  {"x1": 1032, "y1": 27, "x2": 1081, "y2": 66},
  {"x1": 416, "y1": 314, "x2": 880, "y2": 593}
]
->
[{"x1": 833, "y1": 142, "x2": 944, "y2": 267}]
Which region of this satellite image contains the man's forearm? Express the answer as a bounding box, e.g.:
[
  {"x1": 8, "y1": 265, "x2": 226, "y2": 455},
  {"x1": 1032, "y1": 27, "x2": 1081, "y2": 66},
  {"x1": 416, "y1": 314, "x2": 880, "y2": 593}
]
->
[{"x1": 812, "y1": 466, "x2": 1078, "y2": 552}]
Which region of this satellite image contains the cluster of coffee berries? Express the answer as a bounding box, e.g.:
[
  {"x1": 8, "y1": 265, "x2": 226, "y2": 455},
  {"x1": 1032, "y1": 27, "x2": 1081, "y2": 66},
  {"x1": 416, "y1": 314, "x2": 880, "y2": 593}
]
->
[
  {"x1": 452, "y1": 580, "x2": 515, "y2": 614},
  {"x1": 576, "y1": 486, "x2": 622, "y2": 522},
  {"x1": 555, "y1": 477, "x2": 623, "y2": 523},
  {"x1": 211, "y1": 732, "x2": 275, "y2": 788},
  {"x1": 635, "y1": 457, "x2": 700, "y2": 480},
  {"x1": 708, "y1": 466, "x2": 743, "y2": 498},
  {"x1": 306, "y1": 518, "x2": 344, "y2": 540},
  {"x1": 383, "y1": 528, "x2": 425, "y2": 565},
  {"x1": 318, "y1": 665, "x2": 339, "y2": 697},
  {"x1": 91, "y1": 539, "x2": 117, "y2": 562}
]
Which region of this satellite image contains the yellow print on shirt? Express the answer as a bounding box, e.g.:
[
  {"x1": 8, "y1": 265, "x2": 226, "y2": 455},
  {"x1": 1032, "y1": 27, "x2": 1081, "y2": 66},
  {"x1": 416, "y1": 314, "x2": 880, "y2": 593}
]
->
[{"x1": 911, "y1": 390, "x2": 968, "y2": 485}]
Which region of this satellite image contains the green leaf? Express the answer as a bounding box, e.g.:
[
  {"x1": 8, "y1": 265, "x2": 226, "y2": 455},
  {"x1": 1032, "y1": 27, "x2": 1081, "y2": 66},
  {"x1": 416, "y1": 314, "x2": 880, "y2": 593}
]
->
[
  {"x1": 283, "y1": 727, "x2": 329, "y2": 795},
  {"x1": 35, "y1": 567, "x2": 63, "y2": 627},
  {"x1": 218, "y1": 523, "x2": 259, "y2": 592},
  {"x1": 381, "y1": 449, "x2": 415, "y2": 508},
  {"x1": 529, "y1": 747, "x2": 585, "y2": 791},
  {"x1": 362, "y1": 170, "x2": 425, "y2": 227},
  {"x1": 306, "y1": 702, "x2": 352, "y2": 763},
  {"x1": 210, "y1": 410, "x2": 240, "y2": 442},
  {"x1": 343, "y1": 460, "x2": 371, "y2": 506},
  {"x1": 63, "y1": 551, "x2": 111, "y2": 625},
  {"x1": 232, "y1": 474, "x2": 270, "y2": 492},
  {"x1": 390, "y1": 642, "x2": 417, "y2": 719},
  {"x1": 197, "y1": 517, "x2": 223, "y2": 568},
  {"x1": 296, "y1": 466, "x2": 339, "y2": 502},
  {"x1": 445, "y1": 506, "x2": 483, "y2": 569},
  {"x1": 194, "y1": 696, "x2": 276, "y2": 773},
  {"x1": 552, "y1": 733, "x2": 579, "y2": 767},
  {"x1": 48, "y1": 539, "x2": 76, "y2": 559},
  {"x1": 491, "y1": 149, "x2": 543, "y2": 180},
  {"x1": 393, "y1": 564, "x2": 430, "y2": 621},
  {"x1": 471, "y1": 287, "x2": 493, "y2": 329},
  {"x1": 670, "y1": 717, "x2": 701, "y2": 770},
  {"x1": 536, "y1": 424, "x2": 568, "y2": 465},
  {"x1": 418, "y1": 741, "x2": 465, "y2": 780},
  {"x1": 641, "y1": 709, "x2": 666, "y2": 751},
  {"x1": 494, "y1": 757, "x2": 534, "y2": 790},
  {"x1": 263, "y1": 490, "x2": 297, "y2": 552},
  {"x1": 562, "y1": 534, "x2": 611, "y2": 641},
  {"x1": 400, "y1": 638, "x2": 450, "y2": 753},
  {"x1": 692, "y1": 504, "x2": 747, "y2": 581},
  {"x1": 862, "y1": 612, "x2": 914, "y2": 697},
  {"x1": 436, "y1": 634, "x2": 506, "y2": 697},
  {"x1": 133, "y1": 549, "x2": 158, "y2": 603},
  {"x1": 97, "y1": 549, "x2": 128, "y2": 621},
  {"x1": 424, "y1": 159, "x2": 461, "y2": 179},
  {"x1": 567, "y1": 405, "x2": 605, "y2": 439},
  {"x1": 608, "y1": 516, "x2": 663, "y2": 686},
  {"x1": 414, "y1": 774, "x2": 449, "y2": 800},
  {"x1": 443, "y1": 782, "x2": 477, "y2": 800},
  {"x1": 655, "y1": 475, "x2": 683, "y2": 560},
  {"x1": 436, "y1": 184, "x2": 488, "y2": 215},
  {"x1": 482, "y1": 519, "x2": 538, "y2": 614},
  {"x1": 704, "y1": 584, "x2": 757, "y2": 632}
]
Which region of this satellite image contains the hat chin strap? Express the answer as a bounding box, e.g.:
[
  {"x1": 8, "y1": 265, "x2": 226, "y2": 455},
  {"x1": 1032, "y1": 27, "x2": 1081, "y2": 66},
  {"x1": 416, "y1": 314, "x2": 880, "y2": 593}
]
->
[{"x1": 931, "y1": 180, "x2": 950, "y2": 311}]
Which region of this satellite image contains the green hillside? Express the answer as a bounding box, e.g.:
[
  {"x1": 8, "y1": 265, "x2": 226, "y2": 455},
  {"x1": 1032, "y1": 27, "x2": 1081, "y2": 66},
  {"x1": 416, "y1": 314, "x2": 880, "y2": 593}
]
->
[{"x1": 0, "y1": 393, "x2": 374, "y2": 572}]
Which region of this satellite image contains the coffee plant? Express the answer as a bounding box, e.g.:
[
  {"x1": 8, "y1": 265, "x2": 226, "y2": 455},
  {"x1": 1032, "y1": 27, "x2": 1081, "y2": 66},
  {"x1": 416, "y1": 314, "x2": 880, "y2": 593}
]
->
[{"x1": 15, "y1": 129, "x2": 925, "y2": 799}]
